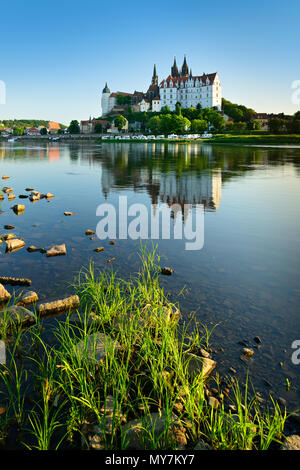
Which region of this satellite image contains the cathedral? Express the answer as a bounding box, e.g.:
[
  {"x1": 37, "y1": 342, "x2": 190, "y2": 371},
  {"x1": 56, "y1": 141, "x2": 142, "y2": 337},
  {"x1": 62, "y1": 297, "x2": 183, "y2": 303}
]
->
[{"x1": 101, "y1": 57, "x2": 222, "y2": 116}]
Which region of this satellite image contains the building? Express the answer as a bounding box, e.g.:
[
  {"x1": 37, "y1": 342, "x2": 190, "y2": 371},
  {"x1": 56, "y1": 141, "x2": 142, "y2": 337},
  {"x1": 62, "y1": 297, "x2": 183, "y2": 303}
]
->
[
  {"x1": 47, "y1": 121, "x2": 61, "y2": 134},
  {"x1": 80, "y1": 118, "x2": 109, "y2": 133},
  {"x1": 159, "y1": 57, "x2": 222, "y2": 111},
  {"x1": 101, "y1": 57, "x2": 221, "y2": 116}
]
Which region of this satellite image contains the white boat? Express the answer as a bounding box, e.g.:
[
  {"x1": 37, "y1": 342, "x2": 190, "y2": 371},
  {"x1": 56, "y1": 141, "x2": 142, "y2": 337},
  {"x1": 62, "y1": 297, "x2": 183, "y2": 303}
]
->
[{"x1": 7, "y1": 137, "x2": 17, "y2": 142}]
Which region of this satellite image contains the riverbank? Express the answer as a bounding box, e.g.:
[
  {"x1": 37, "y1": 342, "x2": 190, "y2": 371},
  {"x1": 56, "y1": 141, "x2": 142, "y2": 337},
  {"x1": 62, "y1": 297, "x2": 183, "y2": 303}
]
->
[{"x1": 0, "y1": 247, "x2": 294, "y2": 450}]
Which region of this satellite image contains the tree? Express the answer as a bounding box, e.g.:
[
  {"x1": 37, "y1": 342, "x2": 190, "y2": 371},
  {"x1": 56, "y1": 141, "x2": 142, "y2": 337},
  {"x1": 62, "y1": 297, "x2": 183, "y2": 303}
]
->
[
  {"x1": 68, "y1": 120, "x2": 80, "y2": 134},
  {"x1": 190, "y1": 119, "x2": 207, "y2": 134},
  {"x1": 269, "y1": 118, "x2": 285, "y2": 134},
  {"x1": 94, "y1": 122, "x2": 103, "y2": 133},
  {"x1": 13, "y1": 127, "x2": 24, "y2": 135},
  {"x1": 114, "y1": 115, "x2": 126, "y2": 132},
  {"x1": 147, "y1": 116, "x2": 161, "y2": 135},
  {"x1": 160, "y1": 105, "x2": 171, "y2": 114},
  {"x1": 40, "y1": 127, "x2": 47, "y2": 135},
  {"x1": 175, "y1": 102, "x2": 182, "y2": 116},
  {"x1": 247, "y1": 120, "x2": 262, "y2": 131},
  {"x1": 116, "y1": 94, "x2": 131, "y2": 105}
]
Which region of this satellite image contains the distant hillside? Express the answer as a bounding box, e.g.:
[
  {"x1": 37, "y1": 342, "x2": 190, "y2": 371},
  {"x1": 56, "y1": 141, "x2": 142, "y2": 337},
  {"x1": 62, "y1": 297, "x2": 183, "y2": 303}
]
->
[{"x1": 0, "y1": 119, "x2": 67, "y2": 129}]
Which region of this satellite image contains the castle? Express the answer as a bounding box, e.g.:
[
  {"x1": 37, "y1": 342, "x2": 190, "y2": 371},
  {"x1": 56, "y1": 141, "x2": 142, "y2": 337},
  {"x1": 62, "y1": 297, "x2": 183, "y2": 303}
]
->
[{"x1": 101, "y1": 57, "x2": 222, "y2": 116}]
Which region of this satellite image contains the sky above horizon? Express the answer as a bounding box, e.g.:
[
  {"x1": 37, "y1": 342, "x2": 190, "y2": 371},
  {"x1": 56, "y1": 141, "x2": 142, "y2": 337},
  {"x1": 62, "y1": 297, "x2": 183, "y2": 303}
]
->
[{"x1": 1, "y1": 0, "x2": 300, "y2": 125}]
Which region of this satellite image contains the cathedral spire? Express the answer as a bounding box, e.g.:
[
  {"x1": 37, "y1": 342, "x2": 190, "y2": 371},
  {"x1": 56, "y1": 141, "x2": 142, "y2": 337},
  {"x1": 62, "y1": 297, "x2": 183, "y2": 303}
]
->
[
  {"x1": 171, "y1": 57, "x2": 179, "y2": 77},
  {"x1": 152, "y1": 64, "x2": 158, "y2": 86},
  {"x1": 181, "y1": 55, "x2": 189, "y2": 77}
]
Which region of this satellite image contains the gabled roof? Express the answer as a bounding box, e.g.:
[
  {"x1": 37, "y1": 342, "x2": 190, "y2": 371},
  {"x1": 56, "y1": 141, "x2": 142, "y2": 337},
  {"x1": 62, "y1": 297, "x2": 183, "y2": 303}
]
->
[
  {"x1": 159, "y1": 72, "x2": 217, "y2": 88},
  {"x1": 47, "y1": 121, "x2": 60, "y2": 130}
]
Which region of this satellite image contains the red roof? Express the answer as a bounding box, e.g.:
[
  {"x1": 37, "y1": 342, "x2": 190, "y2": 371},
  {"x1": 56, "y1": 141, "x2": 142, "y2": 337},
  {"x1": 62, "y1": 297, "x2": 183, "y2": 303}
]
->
[{"x1": 47, "y1": 121, "x2": 60, "y2": 130}]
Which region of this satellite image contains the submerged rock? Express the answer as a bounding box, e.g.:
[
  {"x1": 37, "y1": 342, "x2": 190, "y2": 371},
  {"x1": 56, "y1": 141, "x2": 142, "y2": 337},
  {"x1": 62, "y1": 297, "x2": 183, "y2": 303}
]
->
[
  {"x1": 12, "y1": 204, "x2": 25, "y2": 214},
  {"x1": 0, "y1": 284, "x2": 11, "y2": 303},
  {"x1": 4, "y1": 225, "x2": 15, "y2": 230},
  {"x1": 241, "y1": 348, "x2": 254, "y2": 357},
  {"x1": 38, "y1": 295, "x2": 79, "y2": 316},
  {"x1": 74, "y1": 332, "x2": 121, "y2": 364},
  {"x1": 27, "y1": 245, "x2": 44, "y2": 253},
  {"x1": 7, "y1": 193, "x2": 16, "y2": 200},
  {"x1": 0, "y1": 306, "x2": 35, "y2": 328},
  {"x1": 46, "y1": 243, "x2": 66, "y2": 257},
  {"x1": 3, "y1": 187, "x2": 13, "y2": 193},
  {"x1": 194, "y1": 439, "x2": 212, "y2": 450}
]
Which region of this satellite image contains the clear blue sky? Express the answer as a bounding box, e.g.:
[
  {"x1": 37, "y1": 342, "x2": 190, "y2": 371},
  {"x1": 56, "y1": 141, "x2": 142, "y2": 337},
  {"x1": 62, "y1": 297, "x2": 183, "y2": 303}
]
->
[{"x1": 1, "y1": 0, "x2": 299, "y2": 125}]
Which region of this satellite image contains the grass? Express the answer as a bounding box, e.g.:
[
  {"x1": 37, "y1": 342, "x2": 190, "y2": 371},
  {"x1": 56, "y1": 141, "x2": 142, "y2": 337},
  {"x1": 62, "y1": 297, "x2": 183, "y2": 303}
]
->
[{"x1": 0, "y1": 245, "x2": 293, "y2": 450}]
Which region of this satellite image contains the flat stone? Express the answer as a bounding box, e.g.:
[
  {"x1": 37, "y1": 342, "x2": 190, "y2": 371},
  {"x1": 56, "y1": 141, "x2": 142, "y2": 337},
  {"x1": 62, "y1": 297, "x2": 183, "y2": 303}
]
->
[
  {"x1": 1, "y1": 233, "x2": 15, "y2": 241},
  {"x1": 2, "y1": 175, "x2": 10, "y2": 179},
  {"x1": 183, "y1": 352, "x2": 216, "y2": 379},
  {"x1": 8, "y1": 193, "x2": 16, "y2": 200},
  {"x1": 19, "y1": 195, "x2": 28, "y2": 199},
  {"x1": 46, "y1": 243, "x2": 66, "y2": 257},
  {"x1": 122, "y1": 412, "x2": 178, "y2": 450},
  {"x1": 27, "y1": 245, "x2": 43, "y2": 253},
  {"x1": 0, "y1": 340, "x2": 6, "y2": 365},
  {"x1": 4, "y1": 225, "x2": 15, "y2": 230},
  {"x1": 280, "y1": 435, "x2": 300, "y2": 450},
  {"x1": 74, "y1": 332, "x2": 121, "y2": 364},
  {"x1": 64, "y1": 212, "x2": 75, "y2": 216},
  {"x1": 0, "y1": 284, "x2": 11, "y2": 302},
  {"x1": 3, "y1": 187, "x2": 13, "y2": 193},
  {"x1": 45, "y1": 193, "x2": 54, "y2": 199},
  {"x1": 0, "y1": 276, "x2": 31, "y2": 286},
  {"x1": 5, "y1": 238, "x2": 25, "y2": 252},
  {"x1": 16, "y1": 291, "x2": 38, "y2": 306},
  {"x1": 25, "y1": 188, "x2": 34, "y2": 191},
  {"x1": 208, "y1": 396, "x2": 220, "y2": 409},
  {"x1": 38, "y1": 295, "x2": 79, "y2": 316},
  {"x1": 94, "y1": 247, "x2": 104, "y2": 252}
]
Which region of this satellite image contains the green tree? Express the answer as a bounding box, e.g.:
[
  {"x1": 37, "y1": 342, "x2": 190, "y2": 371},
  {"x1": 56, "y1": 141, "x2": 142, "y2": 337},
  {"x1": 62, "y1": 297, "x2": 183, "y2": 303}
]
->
[
  {"x1": 269, "y1": 118, "x2": 285, "y2": 134},
  {"x1": 40, "y1": 127, "x2": 47, "y2": 135},
  {"x1": 94, "y1": 122, "x2": 103, "y2": 133},
  {"x1": 68, "y1": 120, "x2": 80, "y2": 134},
  {"x1": 190, "y1": 119, "x2": 207, "y2": 134},
  {"x1": 160, "y1": 105, "x2": 171, "y2": 114},
  {"x1": 114, "y1": 115, "x2": 126, "y2": 132},
  {"x1": 147, "y1": 116, "x2": 161, "y2": 135},
  {"x1": 175, "y1": 102, "x2": 182, "y2": 116}
]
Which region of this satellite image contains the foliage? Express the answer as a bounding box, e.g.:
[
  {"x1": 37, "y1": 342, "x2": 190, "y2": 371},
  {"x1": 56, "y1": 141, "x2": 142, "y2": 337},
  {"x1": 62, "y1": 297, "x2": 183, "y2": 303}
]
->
[
  {"x1": 114, "y1": 115, "x2": 127, "y2": 131},
  {"x1": 68, "y1": 120, "x2": 80, "y2": 134}
]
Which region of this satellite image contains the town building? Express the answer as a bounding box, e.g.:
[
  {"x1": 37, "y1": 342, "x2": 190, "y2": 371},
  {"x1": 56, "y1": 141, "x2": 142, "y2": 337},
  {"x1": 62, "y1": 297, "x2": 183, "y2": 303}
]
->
[{"x1": 47, "y1": 121, "x2": 61, "y2": 134}]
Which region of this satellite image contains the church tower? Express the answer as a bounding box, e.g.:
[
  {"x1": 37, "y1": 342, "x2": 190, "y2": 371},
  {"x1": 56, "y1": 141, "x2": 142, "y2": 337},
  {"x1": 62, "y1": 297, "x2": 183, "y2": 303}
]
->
[
  {"x1": 181, "y1": 56, "x2": 189, "y2": 77},
  {"x1": 152, "y1": 64, "x2": 158, "y2": 86},
  {"x1": 171, "y1": 57, "x2": 179, "y2": 77},
  {"x1": 101, "y1": 82, "x2": 110, "y2": 116}
]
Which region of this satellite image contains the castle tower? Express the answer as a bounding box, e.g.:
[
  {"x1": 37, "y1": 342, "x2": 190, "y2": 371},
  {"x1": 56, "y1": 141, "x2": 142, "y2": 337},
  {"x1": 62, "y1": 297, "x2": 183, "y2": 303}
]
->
[
  {"x1": 171, "y1": 57, "x2": 179, "y2": 77},
  {"x1": 181, "y1": 56, "x2": 189, "y2": 77},
  {"x1": 101, "y1": 82, "x2": 110, "y2": 116},
  {"x1": 152, "y1": 64, "x2": 158, "y2": 86}
]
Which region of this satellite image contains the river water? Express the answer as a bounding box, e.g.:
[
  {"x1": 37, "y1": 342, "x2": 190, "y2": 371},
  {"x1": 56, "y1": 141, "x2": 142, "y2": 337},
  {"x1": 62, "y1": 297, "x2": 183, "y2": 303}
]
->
[{"x1": 0, "y1": 140, "x2": 300, "y2": 409}]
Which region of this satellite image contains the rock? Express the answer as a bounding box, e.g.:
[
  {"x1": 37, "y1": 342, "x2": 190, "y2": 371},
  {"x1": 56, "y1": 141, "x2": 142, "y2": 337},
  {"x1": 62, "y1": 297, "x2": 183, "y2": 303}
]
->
[
  {"x1": 122, "y1": 412, "x2": 178, "y2": 450},
  {"x1": 0, "y1": 284, "x2": 11, "y2": 302},
  {"x1": 241, "y1": 348, "x2": 254, "y2": 357},
  {"x1": 100, "y1": 395, "x2": 115, "y2": 414},
  {"x1": 254, "y1": 336, "x2": 262, "y2": 344},
  {"x1": 46, "y1": 243, "x2": 66, "y2": 257},
  {"x1": 161, "y1": 267, "x2": 174, "y2": 275},
  {"x1": 27, "y1": 245, "x2": 43, "y2": 253},
  {"x1": 74, "y1": 332, "x2": 121, "y2": 364},
  {"x1": 2, "y1": 175, "x2": 10, "y2": 179},
  {"x1": 38, "y1": 295, "x2": 79, "y2": 316},
  {"x1": 229, "y1": 367, "x2": 237, "y2": 374},
  {"x1": 25, "y1": 188, "x2": 34, "y2": 191},
  {"x1": 45, "y1": 193, "x2": 54, "y2": 199},
  {"x1": 0, "y1": 306, "x2": 35, "y2": 328},
  {"x1": 194, "y1": 439, "x2": 212, "y2": 450},
  {"x1": 19, "y1": 195, "x2": 28, "y2": 199},
  {"x1": 183, "y1": 352, "x2": 216, "y2": 379},
  {"x1": 0, "y1": 276, "x2": 31, "y2": 286},
  {"x1": 12, "y1": 204, "x2": 25, "y2": 214},
  {"x1": 0, "y1": 340, "x2": 6, "y2": 365},
  {"x1": 16, "y1": 291, "x2": 38, "y2": 306},
  {"x1": 199, "y1": 348, "x2": 211, "y2": 358},
  {"x1": 29, "y1": 195, "x2": 40, "y2": 202},
  {"x1": 8, "y1": 193, "x2": 16, "y2": 200},
  {"x1": 208, "y1": 396, "x2": 220, "y2": 409},
  {"x1": 3, "y1": 187, "x2": 13, "y2": 193},
  {"x1": 1, "y1": 233, "x2": 15, "y2": 240},
  {"x1": 4, "y1": 225, "x2": 15, "y2": 230},
  {"x1": 64, "y1": 212, "x2": 75, "y2": 216},
  {"x1": 280, "y1": 435, "x2": 300, "y2": 450},
  {"x1": 0, "y1": 195, "x2": 4, "y2": 200},
  {"x1": 94, "y1": 247, "x2": 104, "y2": 252},
  {"x1": 30, "y1": 191, "x2": 43, "y2": 201},
  {"x1": 85, "y1": 229, "x2": 96, "y2": 236},
  {"x1": 5, "y1": 238, "x2": 25, "y2": 252},
  {"x1": 106, "y1": 258, "x2": 115, "y2": 263},
  {"x1": 109, "y1": 241, "x2": 115, "y2": 245}
]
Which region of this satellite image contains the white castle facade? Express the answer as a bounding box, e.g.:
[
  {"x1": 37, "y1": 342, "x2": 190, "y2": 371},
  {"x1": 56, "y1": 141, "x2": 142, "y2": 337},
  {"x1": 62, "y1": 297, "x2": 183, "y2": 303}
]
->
[{"x1": 101, "y1": 57, "x2": 222, "y2": 116}]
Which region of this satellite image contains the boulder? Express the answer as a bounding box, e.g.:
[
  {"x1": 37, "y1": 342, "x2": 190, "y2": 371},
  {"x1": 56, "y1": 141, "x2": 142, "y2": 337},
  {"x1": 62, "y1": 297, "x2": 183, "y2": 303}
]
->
[
  {"x1": 161, "y1": 267, "x2": 174, "y2": 275},
  {"x1": 85, "y1": 229, "x2": 96, "y2": 236},
  {"x1": 183, "y1": 352, "x2": 216, "y2": 379},
  {"x1": 5, "y1": 238, "x2": 25, "y2": 252},
  {"x1": 194, "y1": 439, "x2": 212, "y2": 450},
  {"x1": 45, "y1": 193, "x2": 54, "y2": 199},
  {"x1": 4, "y1": 225, "x2": 15, "y2": 230},
  {"x1": 242, "y1": 348, "x2": 254, "y2": 357},
  {"x1": 280, "y1": 435, "x2": 300, "y2": 450},
  {"x1": 16, "y1": 291, "x2": 38, "y2": 306},
  {"x1": 0, "y1": 284, "x2": 11, "y2": 302},
  {"x1": 3, "y1": 187, "x2": 13, "y2": 193},
  {"x1": 8, "y1": 193, "x2": 16, "y2": 200},
  {"x1": 122, "y1": 412, "x2": 178, "y2": 450},
  {"x1": 1, "y1": 233, "x2": 15, "y2": 240},
  {"x1": 38, "y1": 295, "x2": 79, "y2": 316},
  {"x1": 46, "y1": 243, "x2": 66, "y2": 257},
  {"x1": 12, "y1": 204, "x2": 25, "y2": 214},
  {"x1": 74, "y1": 332, "x2": 121, "y2": 364}
]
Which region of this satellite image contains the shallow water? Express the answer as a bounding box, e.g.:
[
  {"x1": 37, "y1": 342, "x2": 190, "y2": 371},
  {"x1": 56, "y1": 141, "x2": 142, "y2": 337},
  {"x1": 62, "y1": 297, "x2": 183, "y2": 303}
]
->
[{"x1": 0, "y1": 140, "x2": 300, "y2": 409}]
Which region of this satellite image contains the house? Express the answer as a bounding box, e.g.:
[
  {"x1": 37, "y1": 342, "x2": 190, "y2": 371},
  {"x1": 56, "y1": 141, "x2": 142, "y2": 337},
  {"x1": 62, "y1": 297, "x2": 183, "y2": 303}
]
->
[
  {"x1": 47, "y1": 121, "x2": 61, "y2": 134},
  {"x1": 107, "y1": 117, "x2": 128, "y2": 134},
  {"x1": 80, "y1": 118, "x2": 110, "y2": 134},
  {"x1": 25, "y1": 127, "x2": 41, "y2": 136}
]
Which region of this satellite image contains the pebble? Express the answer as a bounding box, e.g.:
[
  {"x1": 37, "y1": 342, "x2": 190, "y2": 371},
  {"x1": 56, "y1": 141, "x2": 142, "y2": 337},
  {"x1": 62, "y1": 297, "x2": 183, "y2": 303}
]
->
[
  {"x1": 254, "y1": 336, "x2": 262, "y2": 344},
  {"x1": 85, "y1": 229, "x2": 96, "y2": 236},
  {"x1": 94, "y1": 247, "x2": 104, "y2": 252},
  {"x1": 161, "y1": 267, "x2": 174, "y2": 275}
]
